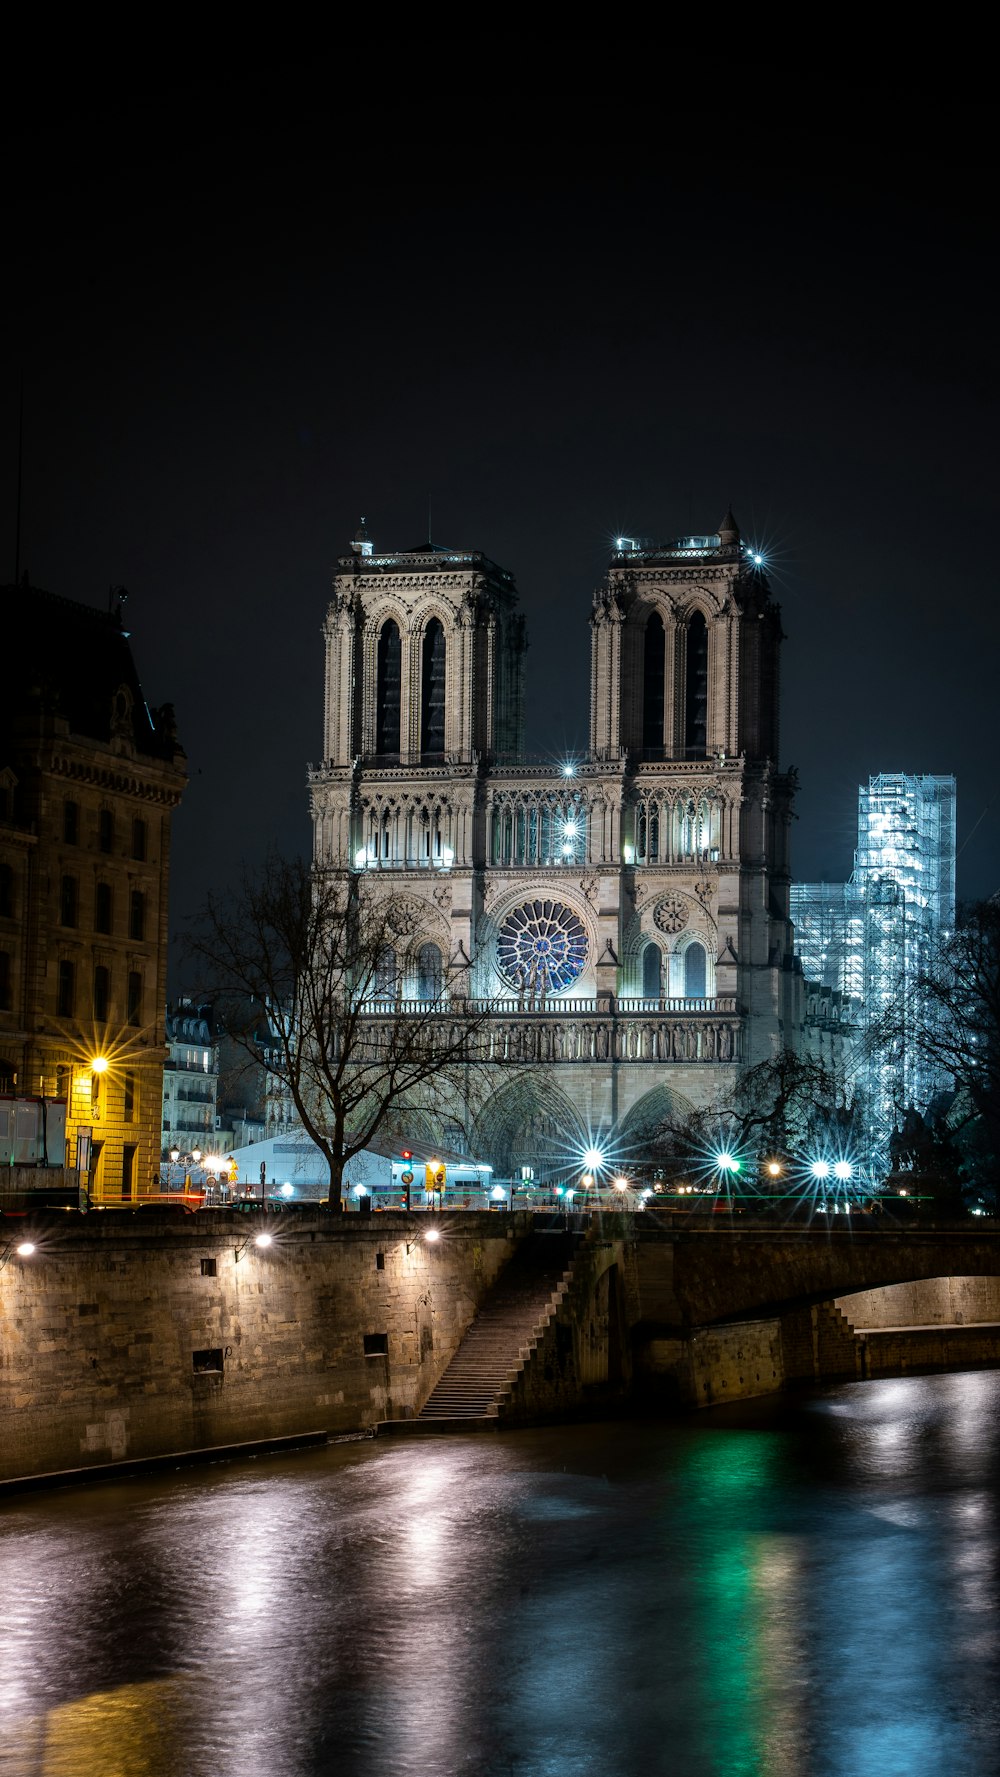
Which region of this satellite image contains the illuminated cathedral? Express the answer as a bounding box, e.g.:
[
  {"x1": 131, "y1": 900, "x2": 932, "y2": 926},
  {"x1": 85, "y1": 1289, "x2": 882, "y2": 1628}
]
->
[{"x1": 308, "y1": 513, "x2": 827, "y2": 1175}]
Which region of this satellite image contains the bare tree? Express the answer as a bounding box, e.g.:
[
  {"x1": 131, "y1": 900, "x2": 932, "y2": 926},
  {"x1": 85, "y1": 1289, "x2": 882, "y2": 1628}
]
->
[
  {"x1": 639, "y1": 1050, "x2": 853, "y2": 1187},
  {"x1": 186, "y1": 855, "x2": 492, "y2": 1210},
  {"x1": 902, "y1": 899, "x2": 1000, "y2": 1206}
]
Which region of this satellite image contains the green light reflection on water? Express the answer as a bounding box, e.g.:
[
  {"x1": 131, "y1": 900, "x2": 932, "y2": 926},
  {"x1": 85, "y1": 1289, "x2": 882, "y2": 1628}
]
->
[{"x1": 670, "y1": 1430, "x2": 802, "y2": 1777}]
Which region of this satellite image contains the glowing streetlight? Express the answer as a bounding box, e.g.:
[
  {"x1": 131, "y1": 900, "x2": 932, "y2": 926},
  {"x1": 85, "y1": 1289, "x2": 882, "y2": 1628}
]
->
[
  {"x1": 613, "y1": 1177, "x2": 630, "y2": 1192},
  {"x1": 810, "y1": 1160, "x2": 831, "y2": 1180},
  {"x1": 833, "y1": 1161, "x2": 853, "y2": 1182},
  {"x1": 255, "y1": 1232, "x2": 273, "y2": 1250},
  {"x1": 90, "y1": 1055, "x2": 109, "y2": 1075},
  {"x1": 766, "y1": 1161, "x2": 783, "y2": 1178},
  {"x1": 16, "y1": 1241, "x2": 36, "y2": 1258},
  {"x1": 716, "y1": 1153, "x2": 740, "y2": 1174},
  {"x1": 582, "y1": 1147, "x2": 605, "y2": 1171},
  {"x1": 424, "y1": 1228, "x2": 441, "y2": 1243}
]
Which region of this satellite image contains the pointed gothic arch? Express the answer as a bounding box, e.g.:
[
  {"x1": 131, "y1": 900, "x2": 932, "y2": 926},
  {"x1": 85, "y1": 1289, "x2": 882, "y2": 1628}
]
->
[
  {"x1": 642, "y1": 611, "x2": 666, "y2": 753},
  {"x1": 375, "y1": 619, "x2": 401, "y2": 756},
  {"x1": 617, "y1": 1082, "x2": 697, "y2": 1160},
  {"x1": 472, "y1": 1076, "x2": 585, "y2": 1176},
  {"x1": 420, "y1": 618, "x2": 447, "y2": 757}
]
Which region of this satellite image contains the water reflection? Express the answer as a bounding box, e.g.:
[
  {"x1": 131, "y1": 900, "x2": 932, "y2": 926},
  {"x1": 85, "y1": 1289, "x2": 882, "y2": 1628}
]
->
[{"x1": 1, "y1": 1372, "x2": 999, "y2": 1776}]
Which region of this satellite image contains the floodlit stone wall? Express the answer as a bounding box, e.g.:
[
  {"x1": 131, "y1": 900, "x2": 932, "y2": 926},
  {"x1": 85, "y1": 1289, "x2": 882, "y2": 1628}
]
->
[{"x1": 0, "y1": 1211, "x2": 523, "y2": 1484}]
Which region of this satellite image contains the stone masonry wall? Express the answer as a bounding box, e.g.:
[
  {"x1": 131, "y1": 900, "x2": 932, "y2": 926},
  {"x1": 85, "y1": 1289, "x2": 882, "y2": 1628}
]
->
[{"x1": 0, "y1": 1211, "x2": 524, "y2": 1483}]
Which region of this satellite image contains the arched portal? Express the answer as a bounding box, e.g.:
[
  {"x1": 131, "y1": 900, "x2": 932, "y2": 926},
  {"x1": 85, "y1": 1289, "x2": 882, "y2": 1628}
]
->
[{"x1": 472, "y1": 1076, "x2": 585, "y2": 1178}]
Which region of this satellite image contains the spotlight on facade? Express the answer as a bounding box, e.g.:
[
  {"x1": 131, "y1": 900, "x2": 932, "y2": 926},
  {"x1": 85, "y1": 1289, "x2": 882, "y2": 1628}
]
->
[
  {"x1": 424, "y1": 1229, "x2": 441, "y2": 1243},
  {"x1": 562, "y1": 763, "x2": 575, "y2": 777},
  {"x1": 833, "y1": 1161, "x2": 853, "y2": 1182},
  {"x1": 750, "y1": 551, "x2": 765, "y2": 566},
  {"x1": 255, "y1": 1233, "x2": 273, "y2": 1249},
  {"x1": 810, "y1": 1160, "x2": 831, "y2": 1180},
  {"x1": 16, "y1": 1242, "x2": 36, "y2": 1258}
]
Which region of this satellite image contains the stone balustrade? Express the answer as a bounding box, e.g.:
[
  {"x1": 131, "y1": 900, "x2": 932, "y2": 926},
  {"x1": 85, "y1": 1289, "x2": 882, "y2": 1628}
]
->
[{"x1": 356, "y1": 999, "x2": 743, "y2": 1064}]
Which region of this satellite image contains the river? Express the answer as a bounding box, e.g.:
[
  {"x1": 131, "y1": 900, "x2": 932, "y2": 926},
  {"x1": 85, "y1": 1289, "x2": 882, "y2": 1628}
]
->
[{"x1": 2, "y1": 1371, "x2": 999, "y2": 1776}]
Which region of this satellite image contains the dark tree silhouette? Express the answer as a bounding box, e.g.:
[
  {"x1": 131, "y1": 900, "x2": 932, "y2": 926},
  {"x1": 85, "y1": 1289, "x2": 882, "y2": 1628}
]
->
[{"x1": 187, "y1": 855, "x2": 492, "y2": 1210}]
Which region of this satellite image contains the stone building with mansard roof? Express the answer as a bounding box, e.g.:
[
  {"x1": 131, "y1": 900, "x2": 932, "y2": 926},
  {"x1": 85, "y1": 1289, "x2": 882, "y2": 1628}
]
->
[
  {"x1": 308, "y1": 514, "x2": 827, "y2": 1178},
  {"x1": 0, "y1": 582, "x2": 186, "y2": 1200}
]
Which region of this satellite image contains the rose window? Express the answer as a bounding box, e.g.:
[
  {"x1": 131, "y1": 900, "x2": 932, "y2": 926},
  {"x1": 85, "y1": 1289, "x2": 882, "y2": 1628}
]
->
[
  {"x1": 497, "y1": 899, "x2": 588, "y2": 992},
  {"x1": 654, "y1": 894, "x2": 688, "y2": 935}
]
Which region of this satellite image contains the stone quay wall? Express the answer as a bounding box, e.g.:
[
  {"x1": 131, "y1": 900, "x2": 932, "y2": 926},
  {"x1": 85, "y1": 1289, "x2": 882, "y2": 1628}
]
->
[{"x1": 0, "y1": 1210, "x2": 524, "y2": 1484}]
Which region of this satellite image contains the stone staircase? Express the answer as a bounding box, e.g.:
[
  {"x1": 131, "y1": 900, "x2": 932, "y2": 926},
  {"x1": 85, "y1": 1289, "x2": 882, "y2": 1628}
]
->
[{"x1": 388, "y1": 1225, "x2": 584, "y2": 1432}]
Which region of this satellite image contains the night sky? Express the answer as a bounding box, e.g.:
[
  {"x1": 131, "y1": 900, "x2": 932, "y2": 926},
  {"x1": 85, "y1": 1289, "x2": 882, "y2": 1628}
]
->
[{"x1": 4, "y1": 86, "x2": 996, "y2": 982}]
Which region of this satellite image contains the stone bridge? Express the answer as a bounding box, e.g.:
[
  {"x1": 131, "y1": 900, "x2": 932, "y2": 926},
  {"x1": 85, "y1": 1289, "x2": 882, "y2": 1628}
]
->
[
  {"x1": 632, "y1": 1225, "x2": 1000, "y2": 1328},
  {"x1": 620, "y1": 1223, "x2": 1000, "y2": 1408}
]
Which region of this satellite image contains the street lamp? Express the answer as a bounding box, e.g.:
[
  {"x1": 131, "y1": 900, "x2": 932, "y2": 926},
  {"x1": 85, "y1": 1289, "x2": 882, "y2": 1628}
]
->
[
  {"x1": 235, "y1": 1230, "x2": 274, "y2": 1261},
  {"x1": 0, "y1": 1240, "x2": 37, "y2": 1270}
]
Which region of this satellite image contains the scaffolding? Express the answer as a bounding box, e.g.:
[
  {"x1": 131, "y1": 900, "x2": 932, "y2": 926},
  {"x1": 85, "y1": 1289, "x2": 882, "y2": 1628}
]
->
[
  {"x1": 792, "y1": 773, "x2": 956, "y2": 1171},
  {"x1": 854, "y1": 773, "x2": 956, "y2": 1134}
]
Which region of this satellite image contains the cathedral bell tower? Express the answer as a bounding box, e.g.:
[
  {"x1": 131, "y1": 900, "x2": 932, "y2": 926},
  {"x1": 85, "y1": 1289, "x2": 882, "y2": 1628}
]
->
[
  {"x1": 310, "y1": 527, "x2": 526, "y2": 989},
  {"x1": 588, "y1": 510, "x2": 797, "y2": 1061}
]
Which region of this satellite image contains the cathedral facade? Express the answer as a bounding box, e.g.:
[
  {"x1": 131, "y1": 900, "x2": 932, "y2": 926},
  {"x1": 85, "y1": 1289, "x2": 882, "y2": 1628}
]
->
[{"x1": 308, "y1": 513, "x2": 805, "y2": 1176}]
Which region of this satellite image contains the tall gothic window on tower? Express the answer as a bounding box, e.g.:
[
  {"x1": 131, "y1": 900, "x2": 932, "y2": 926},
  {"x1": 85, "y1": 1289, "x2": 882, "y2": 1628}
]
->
[
  {"x1": 685, "y1": 613, "x2": 708, "y2": 758},
  {"x1": 642, "y1": 613, "x2": 665, "y2": 754},
  {"x1": 376, "y1": 620, "x2": 401, "y2": 757},
  {"x1": 421, "y1": 620, "x2": 446, "y2": 758}
]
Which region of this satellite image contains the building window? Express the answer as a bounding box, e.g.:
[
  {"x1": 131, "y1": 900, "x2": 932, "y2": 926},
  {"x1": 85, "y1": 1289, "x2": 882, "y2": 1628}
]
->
[
  {"x1": 684, "y1": 941, "x2": 707, "y2": 999},
  {"x1": 132, "y1": 818, "x2": 147, "y2": 862},
  {"x1": 420, "y1": 619, "x2": 446, "y2": 758},
  {"x1": 0, "y1": 862, "x2": 13, "y2": 918},
  {"x1": 416, "y1": 942, "x2": 443, "y2": 1003},
  {"x1": 57, "y1": 960, "x2": 75, "y2": 1018},
  {"x1": 642, "y1": 942, "x2": 662, "y2": 1000},
  {"x1": 375, "y1": 947, "x2": 397, "y2": 1002},
  {"x1": 99, "y1": 809, "x2": 114, "y2": 854},
  {"x1": 122, "y1": 1143, "x2": 137, "y2": 1200},
  {"x1": 375, "y1": 620, "x2": 402, "y2": 756},
  {"x1": 60, "y1": 874, "x2": 78, "y2": 927},
  {"x1": 642, "y1": 612, "x2": 666, "y2": 753},
  {"x1": 363, "y1": 1333, "x2": 389, "y2": 1356},
  {"x1": 95, "y1": 882, "x2": 113, "y2": 934},
  {"x1": 0, "y1": 948, "x2": 10, "y2": 1011},
  {"x1": 129, "y1": 891, "x2": 146, "y2": 941},
  {"x1": 200, "y1": 1257, "x2": 217, "y2": 1277},
  {"x1": 685, "y1": 613, "x2": 708, "y2": 759},
  {"x1": 192, "y1": 1348, "x2": 223, "y2": 1374},
  {"x1": 63, "y1": 800, "x2": 79, "y2": 845},
  {"x1": 94, "y1": 965, "x2": 110, "y2": 1022},
  {"x1": 127, "y1": 971, "x2": 142, "y2": 1026},
  {"x1": 123, "y1": 1071, "x2": 136, "y2": 1122}
]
